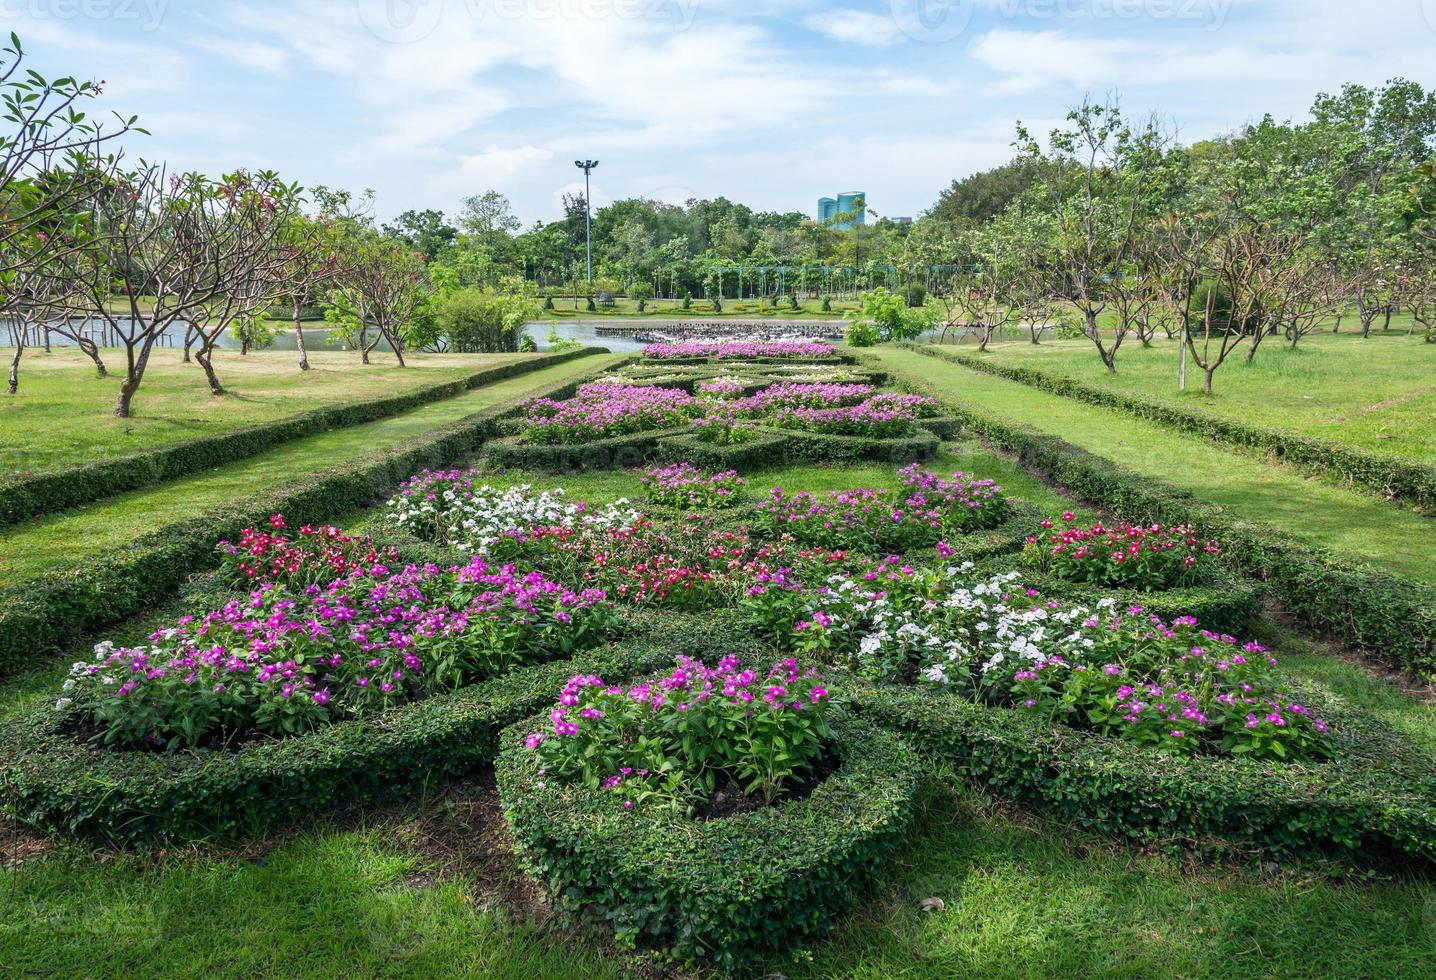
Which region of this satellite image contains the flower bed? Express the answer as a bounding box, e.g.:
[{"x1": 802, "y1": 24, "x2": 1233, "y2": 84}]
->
[
  {"x1": 525, "y1": 655, "x2": 833, "y2": 812},
  {"x1": 60, "y1": 519, "x2": 617, "y2": 750},
  {"x1": 386, "y1": 473, "x2": 639, "y2": 552},
  {"x1": 0, "y1": 613, "x2": 746, "y2": 847},
  {"x1": 641, "y1": 341, "x2": 835, "y2": 360},
  {"x1": 641, "y1": 463, "x2": 746, "y2": 510},
  {"x1": 497, "y1": 712, "x2": 919, "y2": 972},
  {"x1": 517, "y1": 383, "x2": 697, "y2": 444},
  {"x1": 762, "y1": 559, "x2": 1329, "y2": 762},
  {"x1": 1026, "y1": 513, "x2": 1223, "y2": 591},
  {"x1": 755, "y1": 464, "x2": 1011, "y2": 553}
]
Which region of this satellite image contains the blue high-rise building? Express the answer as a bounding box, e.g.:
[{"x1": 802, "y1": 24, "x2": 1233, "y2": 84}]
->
[{"x1": 817, "y1": 192, "x2": 866, "y2": 230}]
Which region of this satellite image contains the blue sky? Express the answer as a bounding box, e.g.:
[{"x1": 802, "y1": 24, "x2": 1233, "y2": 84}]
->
[{"x1": 9, "y1": 1, "x2": 1436, "y2": 225}]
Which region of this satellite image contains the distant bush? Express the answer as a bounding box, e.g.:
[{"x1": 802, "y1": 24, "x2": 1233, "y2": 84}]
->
[{"x1": 435, "y1": 288, "x2": 540, "y2": 353}]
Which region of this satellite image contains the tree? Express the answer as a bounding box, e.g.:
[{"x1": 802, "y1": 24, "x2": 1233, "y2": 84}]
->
[
  {"x1": 381, "y1": 208, "x2": 456, "y2": 260},
  {"x1": 928, "y1": 158, "x2": 1046, "y2": 227},
  {"x1": 938, "y1": 223, "x2": 1024, "y2": 350},
  {"x1": 51, "y1": 165, "x2": 298, "y2": 416},
  {"x1": 275, "y1": 212, "x2": 340, "y2": 371},
  {"x1": 845, "y1": 286, "x2": 935, "y2": 347},
  {"x1": 1015, "y1": 99, "x2": 1171, "y2": 373},
  {"x1": 458, "y1": 190, "x2": 521, "y2": 249},
  {"x1": 326, "y1": 231, "x2": 426, "y2": 366}
]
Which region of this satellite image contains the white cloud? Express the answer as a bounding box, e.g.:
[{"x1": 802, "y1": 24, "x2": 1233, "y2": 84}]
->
[{"x1": 804, "y1": 9, "x2": 905, "y2": 46}]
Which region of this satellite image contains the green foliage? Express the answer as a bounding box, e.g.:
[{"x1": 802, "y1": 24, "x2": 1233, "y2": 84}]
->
[
  {"x1": 852, "y1": 678, "x2": 1436, "y2": 862},
  {"x1": 497, "y1": 715, "x2": 920, "y2": 972},
  {"x1": 434, "y1": 287, "x2": 540, "y2": 353},
  {"x1": 847, "y1": 287, "x2": 935, "y2": 344}
]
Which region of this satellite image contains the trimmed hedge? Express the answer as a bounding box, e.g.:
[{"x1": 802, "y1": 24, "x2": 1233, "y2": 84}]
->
[
  {"x1": 496, "y1": 714, "x2": 920, "y2": 973},
  {"x1": 885, "y1": 345, "x2": 1436, "y2": 679},
  {"x1": 934, "y1": 346, "x2": 1436, "y2": 512},
  {"x1": 0, "y1": 365, "x2": 616, "y2": 678},
  {"x1": 482, "y1": 425, "x2": 693, "y2": 472},
  {"x1": 0, "y1": 348, "x2": 604, "y2": 528},
  {"x1": 764, "y1": 425, "x2": 940, "y2": 466},
  {"x1": 851, "y1": 679, "x2": 1436, "y2": 863},
  {"x1": 654, "y1": 430, "x2": 793, "y2": 473},
  {"x1": 1013, "y1": 568, "x2": 1264, "y2": 635},
  {"x1": 0, "y1": 613, "x2": 749, "y2": 847}
]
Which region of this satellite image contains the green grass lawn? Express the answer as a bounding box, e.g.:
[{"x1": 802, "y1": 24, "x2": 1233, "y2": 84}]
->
[
  {"x1": 0, "y1": 354, "x2": 622, "y2": 585},
  {"x1": 951, "y1": 331, "x2": 1436, "y2": 462},
  {"x1": 870, "y1": 347, "x2": 1436, "y2": 584},
  {"x1": 0, "y1": 348, "x2": 537, "y2": 477}
]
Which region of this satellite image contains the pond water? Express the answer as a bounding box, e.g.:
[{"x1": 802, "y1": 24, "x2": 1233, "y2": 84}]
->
[{"x1": 3, "y1": 318, "x2": 386, "y2": 352}]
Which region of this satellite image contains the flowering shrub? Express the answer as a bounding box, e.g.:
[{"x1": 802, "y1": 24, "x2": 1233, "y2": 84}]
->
[
  {"x1": 499, "y1": 517, "x2": 846, "y2": 612},
  {"x1": 217, "y1": 515, "x2": 399, "y2": 589},
  {"x1": 518, "y1": 383, "x2": 696, "y2": 444},
  {"x1": 756, "y1": 466, "x2": 1010, "y2": 553},
  {"x1": 526, "y1": 655, "x2": 834, "y2": 810},
  {"x1": 695, "y1": 377, "x2": 747, "y2": 399},
  {"x1": 62, "y1": 553, "x2": 616, "y2": 749},
  {"x1": 641, "y1": 341, "x2": 834, "y2": 359},
  {"x1": 728, "y1": 381, "x2": 876, "y2": 414},
  {"x1": 689, "y1": 413, "x2": 760, "y2": 445},
  {"x1": 1027, "y1": 513, "x2": 1222, "y2": 590},
  {"x1": 641, "y1": 462, "x2": 746, "y2": 510},
  {"x1": 768, "y1": 559, "x2": 1330, "y2": 761},
  {"x1": 385, "y1": 474, "x2": 638, "y2": 552}
]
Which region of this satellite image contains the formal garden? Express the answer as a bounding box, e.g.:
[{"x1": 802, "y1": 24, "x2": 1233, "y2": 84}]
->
[{"x1": 3, "y1": 29, "x2": 1436, "y2": 979}]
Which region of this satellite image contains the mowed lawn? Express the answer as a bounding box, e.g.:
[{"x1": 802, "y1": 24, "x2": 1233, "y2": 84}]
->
[
  {"x1": 871, "y1": 347, "x2": 1436, "y2": 584},
  {"x1": 0, "y1": 348, "x2": 539, "y2": 476},
  {"x1": 955, "y1": 331, "x2": 1436, "y2": 463}
]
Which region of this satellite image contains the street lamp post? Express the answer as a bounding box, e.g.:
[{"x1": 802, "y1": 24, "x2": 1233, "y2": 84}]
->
[{"x1": 574, "y1": 159, "x2": 598, "y2": 284}]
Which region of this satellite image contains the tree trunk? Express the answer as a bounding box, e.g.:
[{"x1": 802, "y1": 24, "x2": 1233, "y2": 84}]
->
[
  {"x1": 43, "y1": 326, "x2": 50, "y2": 353},
  {"x1": 294, "y1": 299, "x2": 311, "y2": 371},
  {"x1": 358, "y1": 324, "x2": 371, "y2": 364},
  {"x1": 114, "y1": 341, "x2": 156, "y2": 418},
  {"x1": 8, "y1": 339, "x2": 21, "y2": 394},
  {"x1": 1204, "y1": 367, "x2": 1216, "y2": 393},
  {"x1": 182, "y1": 323, "x2": 195, "y2": 363},
  {"x1": 196, "y1": 345, "x2": 224, "y2": 395},
  {"x1": 1383, "y1": 306, "x2": 1393, "y2": 331},
  {"x1": 78, "y1": 337, "x2": 107, "y2": 376}
]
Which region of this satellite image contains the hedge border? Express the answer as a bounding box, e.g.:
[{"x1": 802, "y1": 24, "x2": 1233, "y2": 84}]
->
[
  {"x1": 933, "y1": 346, "x2": 1436, "y2": 512},
  {"x1": 850, "y1": 679, "x2": 1436, "y2": 863},
  {"x1": 496, "y1": 713, "x2": 920, "y2": 973},
  {"x1": 883, "y1": 345, "x2": 1436, "y2": 679},
  {"x1": 0, "y1": 613, "x2": 750, "y2": 847},
  {"x1": 482, "y1": 425, "x2": 694, "y2": 473},
  {"x1": 653, "y1": 430, "x2": 794, "y2": 472},
  {"x1": 0, "y1": 356, "x2": 618, "y2": 678},
  {"x1": 0, "y1": 348, "x2": 605, "y2": 528},
  {"x1": 1011, "y1": 568, "x2": 1264, "y2": 635}
]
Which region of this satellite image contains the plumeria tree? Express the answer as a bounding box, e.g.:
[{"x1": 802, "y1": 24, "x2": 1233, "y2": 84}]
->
[{"x1": 325, "y1": 230, "x2": 426, "y2": 366}]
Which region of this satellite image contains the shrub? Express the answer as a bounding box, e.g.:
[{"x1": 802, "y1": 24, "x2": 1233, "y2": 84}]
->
[
  {"x1": 434, "y1": 288, "x2": 540, "y2": 352},
  {"x1": 642, "y1": 341, "x2": 835, "y2": 360},
  {"x1": 517, "y1": 383, "x2": 697, "y2": 444},
  {"x1": 1, "y1": 615, "x2": 747, "y2": 847},
  {"x1": 385, "y1": 472, "x2": 638, "y2": 552},
  {"x1": 776, "y1": 561, "x2": 1331, "y2": 761},
  {"x1": 641, "y1": 462, "x2": 746, "y2": 510},
  {"x1": 526, "y1": 655, "x2": 833, "y2": 811},
  {"x1": 61, "y1": 528, "x2": 617, "y2": 749},
  {"x1": 755, "y1": 465, "x2": 1010, "y2": 553},
  {"x1": 497, "y1": 714, "x2": 920, "y2": 972},
  {"x1": 891, "y1": 345, "x2": 1436, "y2": 679},
  {"x1": 1025, "y1": 513, "x2": 1223, "y2": 590}
]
